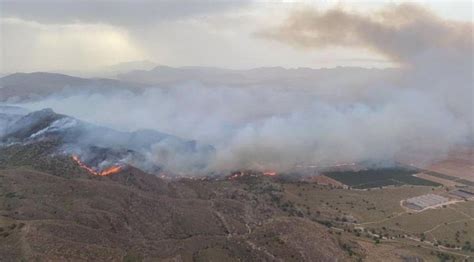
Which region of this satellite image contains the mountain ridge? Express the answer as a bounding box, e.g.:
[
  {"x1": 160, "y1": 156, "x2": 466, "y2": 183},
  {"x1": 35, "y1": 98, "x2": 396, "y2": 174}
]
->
[{"x1": 0, "y1": 108, "x2": 215, "y2": 174}]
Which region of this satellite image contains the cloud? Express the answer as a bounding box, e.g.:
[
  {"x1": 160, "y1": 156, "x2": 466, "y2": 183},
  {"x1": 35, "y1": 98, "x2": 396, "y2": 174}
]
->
[
  {"x1": 0, "y1": 0, "x2": 249, "y2": 27},
  {"x1": 0, "y1": 1, "x2": 395, "y2": 73},
  {"x1": 2, "y1": 1, "x2": 473, "y2": 74},
  {"x1": 0, "y1": 17, "x2": 145, "y2": 72}
]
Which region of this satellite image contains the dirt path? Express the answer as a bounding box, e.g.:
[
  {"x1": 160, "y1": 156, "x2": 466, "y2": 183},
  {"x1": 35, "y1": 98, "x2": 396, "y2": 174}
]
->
[
  {"x1": 355, "y1": 211, "x2": 407, "y2": 226},
  {"x1": 423, "y1": 205, "x2": 474, "y2": 235},
  {"x1": 18, "y1": 221, "x2": 33, "y2": 259},
  {"x1": 209, "y1": 198, "x2": 280, "y2": 261},
  {"x1": 245, "y1": 240, "x2": 282, "y2": 262},
  {"x1": 388, "y1": 238, "x2": 472, "y2": 260}
]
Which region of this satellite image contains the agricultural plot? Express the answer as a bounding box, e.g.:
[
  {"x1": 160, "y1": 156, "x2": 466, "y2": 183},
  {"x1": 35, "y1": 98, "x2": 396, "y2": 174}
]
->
[
  {"x1": 324, "y1": 168, "x2": 441, "y2": 189},
  {"x1": 282, "y1": 183, "x2": 436, "y2": 223},
  {"x1": 281, "y1": 181, "x2": 474, "y2": 258},
  {"x1": 368, "y1": 207, "x2": 464, "y2": 234},
  {"x1": 451, "y1": 201, "x2": 474, "y2": 217},
  {"x1": 429, "y1": 220, "x2": 474, "y2": 248},
  {"x1": 424, "y1": 171, "x2": 474, "y2": 187},
  {"x1": 414, "y1": 172, "x2": 460, "y2": 187}
]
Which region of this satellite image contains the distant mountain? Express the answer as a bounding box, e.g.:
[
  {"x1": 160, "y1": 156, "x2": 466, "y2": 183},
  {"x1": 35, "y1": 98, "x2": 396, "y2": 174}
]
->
[
  {"x1": 117, "y1": 65, "x2": 398, "y2": 88},
  {"x1": 0, "y1": 72, "x2": 147, "y2": 102},
  {"x1": 104, "y1": 60, "x2": 158, "y2": 75},
  {"x1": 0, "y1": 66, "x2": 399, "y2": 102}
]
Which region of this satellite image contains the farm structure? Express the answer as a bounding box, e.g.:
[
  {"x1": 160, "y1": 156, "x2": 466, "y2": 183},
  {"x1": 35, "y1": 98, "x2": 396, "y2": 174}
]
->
[{"x1": 403, "y1": 194, "x2": 449, "y2": 211}]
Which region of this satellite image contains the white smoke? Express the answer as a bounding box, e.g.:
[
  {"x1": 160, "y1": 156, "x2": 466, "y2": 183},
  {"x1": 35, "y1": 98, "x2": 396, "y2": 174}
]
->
[
  {"x1": 17, "y1": 82, "x2": 470, "y2": 172},
  {"x1": 11, "y1": 4, "x2": 474, "y2": 173}
]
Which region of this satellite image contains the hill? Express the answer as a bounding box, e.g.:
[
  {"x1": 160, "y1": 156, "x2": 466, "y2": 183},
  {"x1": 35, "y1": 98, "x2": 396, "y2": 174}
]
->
[
  {"x1": 0, "y1": 108, "x2": 214, "y2": 174},
  {"x1": 0, "y1": 108, "x2": 472, "y2": 261},
  {"x1": 0, "y1": 72, "x2": 146, "y2": 102},
  {"x1": 0, "y1": 153, "x2": 351, "y2": 261},
  {"x1": 117, "y1": 66, "x2": 397, "y2": 88}
]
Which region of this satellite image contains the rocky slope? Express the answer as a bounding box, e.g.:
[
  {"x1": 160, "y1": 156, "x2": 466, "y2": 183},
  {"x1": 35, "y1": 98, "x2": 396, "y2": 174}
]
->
[
  {"x1": 0, "y1": 108, "x2": 214, "y2": 174},
  {"x1": 0, "y1": 156, "x2": 353, "y2": 261}
]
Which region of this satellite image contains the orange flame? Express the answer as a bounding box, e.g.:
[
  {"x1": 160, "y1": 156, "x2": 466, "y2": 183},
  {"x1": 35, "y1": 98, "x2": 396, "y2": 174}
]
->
[
  {"x1": 227, "y1": 170, "x2": 278, "y2": 180},
  {"x1": 228, "y1": 172, "x2": 246, "y2": 180},
  {"x1": 263, "y1": 171, "x2": 277, "y2": 177},
  {"x1": 72, "y1": 155, "x2": 122, "y2": 176},
  {"x1": 100, "y1": 166, "x2": 122, "y2": 176}
]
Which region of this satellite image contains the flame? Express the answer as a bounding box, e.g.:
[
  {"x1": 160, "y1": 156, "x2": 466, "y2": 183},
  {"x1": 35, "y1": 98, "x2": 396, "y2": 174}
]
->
[
  {"x1": 72, "y1": 155, "x2": 122, "y2": 176},
  {"x1": 72, "y1": 155, "x2": 99, "y2": 175},
  {"x1": 228, "y1": 172, "x2": 246, "y2": 180},
  {"x1": 100, "y1": 166, "x2": 122, "y2": 176},
  {"x1": 263, "y1": 171, "x2": 277, "y2": 177},
  {"x1": 227, "y1": 170, "x2": 278, "y2": 180}
]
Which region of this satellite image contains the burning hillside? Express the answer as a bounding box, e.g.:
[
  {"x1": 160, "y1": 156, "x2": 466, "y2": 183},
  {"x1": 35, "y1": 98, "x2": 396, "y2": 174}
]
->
[
  {"x1": 227, "y1": 170, "x2": 278, "y2": 180},
  {"x1": 0, "y1": 108, "x2": 214, "y2": 175},
  {"x1": 71, "y1": 155, "x2": 123, "y2": 176}
]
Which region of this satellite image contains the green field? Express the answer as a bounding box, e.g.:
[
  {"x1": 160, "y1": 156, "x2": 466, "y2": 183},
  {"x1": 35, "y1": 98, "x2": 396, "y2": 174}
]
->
[{"x1": 324, "y1": 168, "x2": 441, "y2": 189}]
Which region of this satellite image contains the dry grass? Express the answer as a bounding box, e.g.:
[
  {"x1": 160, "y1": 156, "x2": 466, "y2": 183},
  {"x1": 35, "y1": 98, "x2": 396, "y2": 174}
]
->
[
  {"x1": 283, "y1": 183, "x2": 436, "y2": 223},
  {"x1": 425, "y1": 147, "x2": 474, "y2": 182}
]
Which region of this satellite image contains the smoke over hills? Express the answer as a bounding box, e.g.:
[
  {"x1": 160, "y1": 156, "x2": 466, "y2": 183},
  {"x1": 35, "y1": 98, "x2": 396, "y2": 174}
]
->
[
  {"x1": 260, "y1": 4, "x2": 473, "y2": 123},
  {"x1": 2, "y1": 4, "x2": 473, "y2": 174},
  {"x1": 0, "y1": 108, "x2": 214, "y2": 174}
]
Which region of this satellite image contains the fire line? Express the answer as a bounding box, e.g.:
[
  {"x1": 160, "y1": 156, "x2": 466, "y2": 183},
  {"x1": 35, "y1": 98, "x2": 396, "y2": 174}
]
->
[{"x1": 72, "y1": 155, "x2": 122, "y2": 176}]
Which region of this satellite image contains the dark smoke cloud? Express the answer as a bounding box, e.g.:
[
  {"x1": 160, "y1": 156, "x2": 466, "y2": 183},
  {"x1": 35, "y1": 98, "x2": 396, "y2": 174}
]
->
[
  {"x1": 259, "y1": 4, "x2": 472, "y2": 66},
  {"x1": 258, "y1": 3, "x2": 473, "y2": 143}
]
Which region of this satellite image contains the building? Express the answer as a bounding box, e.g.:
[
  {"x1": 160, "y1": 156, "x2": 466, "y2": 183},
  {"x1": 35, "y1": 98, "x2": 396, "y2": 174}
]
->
[{"x1": 403, "y1": 194, "x2": 450, "y2": 211}]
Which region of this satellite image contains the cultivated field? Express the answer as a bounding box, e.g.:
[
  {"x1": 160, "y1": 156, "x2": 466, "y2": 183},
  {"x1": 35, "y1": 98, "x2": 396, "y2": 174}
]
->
[
  {"x1": 307, "y1": 175, "x2": 346, "y2": 188},
  {"x1": 323, "y1": 168, "x2": 441, "y2": 189},
  {"x1": 426, "y1": 148, "x2": 473, "y2": 182},
  {"x1": 281, "y1": 181, "x2": 474, "y2": 259},
  {"x1": 282, "y1": 183, "x2": 439, "y2": 223},
  {"x1": 413, "y1": 172, "x2": 461, "y2": 187}
]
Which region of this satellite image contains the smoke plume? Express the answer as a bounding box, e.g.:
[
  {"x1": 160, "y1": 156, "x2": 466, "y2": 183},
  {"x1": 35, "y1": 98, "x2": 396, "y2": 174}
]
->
[{"x1": 11, "y1": 4, "x2": 474, "y2": 174}]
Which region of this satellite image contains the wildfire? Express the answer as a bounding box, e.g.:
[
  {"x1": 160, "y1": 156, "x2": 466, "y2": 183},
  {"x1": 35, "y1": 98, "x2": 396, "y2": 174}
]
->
[
  {"x1": 72, "y1": 155, "x2": 123, "y2": 176},
  {"x1": 263, "y1": 171, "x2": 277, "y2": 177},
  {"x1": 228, "y1": 172, "x2": 247, "y2": 180},
  {"x1": 227, "y1": 170, "x2": 278, "y2": 180},
  {"x1": 100, "y1": 166, "x2": 123, "y2": 176}
]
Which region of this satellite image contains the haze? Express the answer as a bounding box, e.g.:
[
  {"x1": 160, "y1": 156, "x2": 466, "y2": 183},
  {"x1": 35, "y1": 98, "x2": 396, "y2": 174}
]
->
[
  {"x1": 1, "y1": 0, "x2": 472, "y2": 74},
  {"x1": 0, "y1": 0, "x2": 472, "y2": 173}
]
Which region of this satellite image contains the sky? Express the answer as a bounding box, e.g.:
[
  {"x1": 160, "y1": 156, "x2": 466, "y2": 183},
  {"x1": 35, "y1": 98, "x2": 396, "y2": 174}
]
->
[{"x1": 0, "y1": 0, "x2": 472, "y2": 74}]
